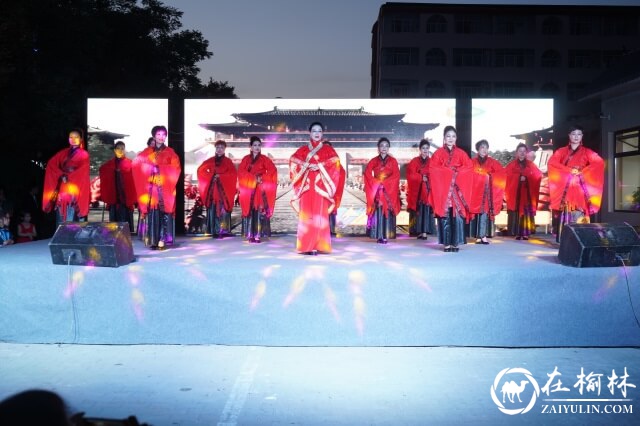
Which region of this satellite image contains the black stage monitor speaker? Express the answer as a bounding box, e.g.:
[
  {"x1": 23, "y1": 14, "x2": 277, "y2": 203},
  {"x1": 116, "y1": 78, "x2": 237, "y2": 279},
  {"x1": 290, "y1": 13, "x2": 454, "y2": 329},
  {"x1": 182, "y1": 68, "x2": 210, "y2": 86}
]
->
[
  {"x1": 558, "y1": 222, "x2": 640, "y2": 267},
  {"x1": 49, "y1": 222, "x2": 135, "y2": 267}
]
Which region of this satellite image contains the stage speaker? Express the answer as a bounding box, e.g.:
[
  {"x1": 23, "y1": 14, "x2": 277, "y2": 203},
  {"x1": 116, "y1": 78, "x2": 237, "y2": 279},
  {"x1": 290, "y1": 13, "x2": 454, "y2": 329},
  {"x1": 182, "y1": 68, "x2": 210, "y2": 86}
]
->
[
  {"x1": 558, "y1": 222, "x2": 640, "y2": 267},
  {"x1": 49, "y1": 222, "x2": 135, "y2": 267}
]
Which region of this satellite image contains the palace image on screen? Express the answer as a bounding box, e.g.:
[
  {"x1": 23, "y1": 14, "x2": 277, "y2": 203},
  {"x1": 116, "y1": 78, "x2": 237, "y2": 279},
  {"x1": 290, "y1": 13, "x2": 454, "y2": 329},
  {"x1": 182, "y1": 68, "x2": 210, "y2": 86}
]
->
[{"x1": 183, "y1": 98, "x2": 456, "y2": 234}]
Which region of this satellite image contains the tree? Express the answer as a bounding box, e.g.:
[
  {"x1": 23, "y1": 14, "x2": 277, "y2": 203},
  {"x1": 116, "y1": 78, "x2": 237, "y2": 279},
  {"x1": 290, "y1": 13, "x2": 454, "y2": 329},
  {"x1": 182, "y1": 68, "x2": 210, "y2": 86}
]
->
[{"x1": 0, "y1": 0, "x2": 235, "y2": 191}]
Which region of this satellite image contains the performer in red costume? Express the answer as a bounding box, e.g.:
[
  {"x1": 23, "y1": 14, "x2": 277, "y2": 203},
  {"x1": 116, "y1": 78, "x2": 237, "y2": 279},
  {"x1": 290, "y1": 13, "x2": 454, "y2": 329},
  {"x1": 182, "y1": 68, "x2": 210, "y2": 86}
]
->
[
  {"x1": 289, "y1": 122, "x2": 342, "y2": 255},
  {"x1": 469, "y1": 139, "x2": 506, "y2": 245},
  {"x1": 133, "y1": 126, "x2": 181, "y2": 249},
  {"x1": 197, "y1": 140, "x2": 237, "y2": 239},
  {"x1": 505, "y1": 143, "x2": 542, "y2": 240},
  {"x1": 430, "y1": 126, "x2": 473, "y2": 252},
  {"x1": 406, "y1": 138, "x2": 435, "y2": 240},
  {"x1": 99, "y1": 141, "x2": 137, "y2": 232},
  {"x1": 42, "y1": 128, "x2": 90, "y2": 225},
  {"x1": 238, "y1": 136, "x2": 277, "y2": 243},
  {"x1": 547, "y1": 125, "x2": 604, "y2": 242},
  {"x1": 364, "y1": 137, "x2": 401, "y2": 244}
]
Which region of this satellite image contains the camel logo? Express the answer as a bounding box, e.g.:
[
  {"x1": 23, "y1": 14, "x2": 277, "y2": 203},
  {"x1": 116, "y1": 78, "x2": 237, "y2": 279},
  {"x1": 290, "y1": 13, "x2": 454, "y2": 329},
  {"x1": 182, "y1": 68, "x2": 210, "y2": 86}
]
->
[{"x1": 491, "y1": 368, "x2": 541, "y2": 415}]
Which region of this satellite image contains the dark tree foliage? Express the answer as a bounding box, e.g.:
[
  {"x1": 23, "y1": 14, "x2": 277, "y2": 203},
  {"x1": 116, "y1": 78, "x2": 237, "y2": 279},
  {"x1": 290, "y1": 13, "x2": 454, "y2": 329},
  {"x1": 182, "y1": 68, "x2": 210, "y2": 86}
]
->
[{"x1": 0, "y1": 0, "x2": 235, "y2": 195}]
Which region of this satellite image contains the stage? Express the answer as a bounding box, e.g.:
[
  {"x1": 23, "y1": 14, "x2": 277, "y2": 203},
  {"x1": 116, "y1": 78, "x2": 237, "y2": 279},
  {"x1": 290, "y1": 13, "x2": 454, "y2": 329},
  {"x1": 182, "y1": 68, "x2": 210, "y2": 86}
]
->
[{"x1": 2, "y1": 233, "x2": 639, "y2": 348}]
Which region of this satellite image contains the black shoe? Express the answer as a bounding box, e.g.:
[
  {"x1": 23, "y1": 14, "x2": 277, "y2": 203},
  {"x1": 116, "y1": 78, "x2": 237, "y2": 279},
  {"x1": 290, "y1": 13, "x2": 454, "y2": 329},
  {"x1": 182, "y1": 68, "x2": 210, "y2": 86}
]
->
[
  {"x1": 516, "y1": 236, "x2": 522, "y2": 240},
  {"x1": 522, "y1": 236, "x2": 529, "y2": 240},
  {"x1": 452, "y1": 246, "x2": 459, "y2": 252},
  {"x1": 444, "y1": 246, "x2": 452, "y2": 252},
  {"x1": 377, "y1": 238, "x2": 384, "y2": 244},
  {"x1": 475, "y1": 239, "x2": 482, "y2": 244},
  {"x1": 481, "y1": 240, "x2": 490, "y2": 245},
  {"x1": 382, "y1": 239, "x2": 388, "y2": 244}
]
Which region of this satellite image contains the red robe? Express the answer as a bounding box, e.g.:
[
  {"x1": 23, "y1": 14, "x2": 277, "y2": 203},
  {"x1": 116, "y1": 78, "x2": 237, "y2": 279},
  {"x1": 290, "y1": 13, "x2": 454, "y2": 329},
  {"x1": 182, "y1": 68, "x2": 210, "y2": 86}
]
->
[
  {"x1": 406, "y1": 155, "x2": 432, "y2": 211},
  {"x1": 132, "y1": 145, "x2": 181, "y2": 215},
  {"x1": 547, "y1": 144, "x2": 604, "y2": 214},
  {"x1": 42, "y1": 146, "x2": 90, "y2": 218},
  {"x1": 505, "y1": 159, "x2": 542, "y2": 214},
  {"x1": 238, "y1": 153, "x2": 277, "y2": 218},
  {"x1": 364, "y1": 155, "x2": 401, "y2": 216},
  {"x1": 290, "y1": 140, "x2": 342, "y2": 253},
  {"x1": 469, "y1": 156, "x2": 506, "y2": 219},
  {"x1": 429, "y1": 146, "x2": 473, "y2": 218},
  {"x1": 99, "y1": 157, "x2": 137, "y2": 209},
  {"x1": 334, "y1": 165, "x2": 346, "y2": 210},
  {"x1": 197, "y1": 155, "x2": 237, "y2": 216}
]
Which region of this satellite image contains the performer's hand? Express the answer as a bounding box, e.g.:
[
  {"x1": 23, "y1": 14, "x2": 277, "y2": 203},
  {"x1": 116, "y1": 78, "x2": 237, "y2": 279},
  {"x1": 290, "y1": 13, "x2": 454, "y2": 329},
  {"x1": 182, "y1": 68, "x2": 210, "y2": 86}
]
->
[
  {"x1": 422, "y1": 175, "x2": 428, "y2": 182},
  {"x1": 520, "y1": 175, "x2": 526, "y2": 182},
  {"x1": 61, "y1": 175, "x2": 68, "y2": 184},
  {"x1": 153, "y1": 165, "x2": 159, "y2": 174},
  {"x1": 571, "y1": 168, "x2": 580, "y2": 175},
  {"x1": 256, "y1": 175, "x2": 262, "y2": 183},
  {"x1": 308, "y1": 164, "x2": 319, "y2": 171}
]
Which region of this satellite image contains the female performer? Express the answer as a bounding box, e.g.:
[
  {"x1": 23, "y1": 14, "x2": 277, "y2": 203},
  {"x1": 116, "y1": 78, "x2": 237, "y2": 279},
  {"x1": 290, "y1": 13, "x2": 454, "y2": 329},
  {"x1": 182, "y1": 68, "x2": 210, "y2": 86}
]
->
[
  {"x1": 469, "y1": 139, "x2": 506, "y2": 244},
  {"x1": 406, "y1": 138, "x2": 434, "y2": 240},
  {"x1": 197, "y1": 140, "x2": 237, "y2": 239},
  {"x1": 547, "y1": 125, "x2": 604, "y2": 241},
  {"x1": 505, "y1": 143, "x2": 542, "y2": 240},
  {"x1": 289, "y1": 122, "x2": 342, "y2": 255},
  {"x1": 429, "y1": 126, "x2": 473, "y2": 252},
  {"x1": 133, "y1": 126, "x2": 181, "y2": 249},
  {"x1": 42, "y1": 128, "x2": 90, "y2": 225},
  {"x1": 238, "y1": 136, "x2": 277, "y2": 243},
  {"x1": 364, "y1": 137, "x2": 400, "y2": 244}
]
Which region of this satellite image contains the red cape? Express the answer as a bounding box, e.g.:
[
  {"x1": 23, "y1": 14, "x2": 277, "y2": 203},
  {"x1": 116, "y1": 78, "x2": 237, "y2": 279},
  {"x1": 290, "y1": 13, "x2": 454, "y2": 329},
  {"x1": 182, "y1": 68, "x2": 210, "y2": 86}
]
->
[
  {"x1": 547, "y1": 145, "x2": 604, "y2": 213},
  {"x1": 42, "y1": 147, "x2": 90, "y2": 218},
  {"x1": 334, "y1": 165, "x2": 346, "y2": 210},
  {"x1": 429, "y1": 146, "x2": 473, "y2": 218},
  {"x1": 469, "y1": 156, "x2": 506, "y2": 218},
  {"x1": 505, "y1": 159, "x2": 542, "y2": 214},
  {"x1": 132, "y1": 146, "x2": 181, "y2": 215},
  {"x1": 197, "y1": 155, "x2": 237, "y2": 213},
  {"x1": 99, "y1": 157, "x2": 137, "y2": 209},
  {"x1": 405, "y1": 155, "x2": 432, "y2": 211},
  {"x1": 364, "y1": 155, "x2": 401, "y2": 216},
  {"x1": 238, "y1": 153, "x2": 277, "y2": 218}
]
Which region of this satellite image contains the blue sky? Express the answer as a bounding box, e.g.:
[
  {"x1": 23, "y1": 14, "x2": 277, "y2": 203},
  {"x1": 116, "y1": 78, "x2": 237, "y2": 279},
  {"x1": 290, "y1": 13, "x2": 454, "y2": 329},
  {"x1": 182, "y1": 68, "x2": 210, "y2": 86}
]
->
[{"x1": 166, "y1": 0, "x2": 640, "y2": 98}]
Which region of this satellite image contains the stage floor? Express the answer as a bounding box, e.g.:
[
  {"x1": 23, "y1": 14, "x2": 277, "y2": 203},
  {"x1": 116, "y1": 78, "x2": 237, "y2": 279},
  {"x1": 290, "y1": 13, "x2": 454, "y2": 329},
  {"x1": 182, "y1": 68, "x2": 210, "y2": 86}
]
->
[{"x1": 1, "y1": 233, "x2": 639, "y2": 347}]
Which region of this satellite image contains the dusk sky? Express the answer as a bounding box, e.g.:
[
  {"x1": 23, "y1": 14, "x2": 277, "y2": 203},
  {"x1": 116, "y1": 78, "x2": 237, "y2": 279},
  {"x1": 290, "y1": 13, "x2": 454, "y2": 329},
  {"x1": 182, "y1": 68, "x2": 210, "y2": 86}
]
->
[{"x1": 165, "y1": 0, "x2": 639, "y2": 99}]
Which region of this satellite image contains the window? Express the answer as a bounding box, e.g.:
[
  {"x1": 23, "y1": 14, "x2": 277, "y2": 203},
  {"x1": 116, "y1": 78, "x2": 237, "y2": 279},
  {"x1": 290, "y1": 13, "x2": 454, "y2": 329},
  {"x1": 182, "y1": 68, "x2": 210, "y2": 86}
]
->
[
  {"x1": 602, "y1": 50, "x2": 626, "y2": 68},
  {"x1": 494, "y1": 49, "x2": 534, "y2": 68},
  {"x1": 570, "y1": 16, "x2": 597, "y2": 35},
  {"x1": 425, "y1": 48, "x2": 446, "y2": 66},
  {"x1": 453, "y1": 48, "x2": 491, "y2": 67},
  {"x1": 568, "y1": 50, "x2": 601, "y2": 69},
  {"x1": 542, "y1": 16, "x2": 562, "y2": 35},
  {"x1": 426, "y1": 14, "x2": 447, "y2": 33},
  {"x1": 425, "y1": 81, "x2": 445, "y2": 97},
  {"x1": 614, "y1": 127, "x2": 640, "y2": 211},
  {"x1": 601, "y1": 16, "x2": 638, "y2": 36},
  {"x1": 455, "y1": 14, "x2": 492, "y2": 34},
  {"x1": 493, "y1": 82, "x2": 534, "y2": 97},
  {"x1": 541, "y1": 50, "x2": 561, "y2": 68},
  {"x1": 382, "y1": 48, "x2": 419, "y2": 66},
  {"x1": 381, "y1": 79, "x2": 419, "y2": 97},
  {"x1": 494, "y1": 15, "x2": 533, "y2": 35},
  {"x1": 387, "y1": 14, "x2": 419, "y2": 32},
  {"x1": 453, "y1": 81, "x2": 491, "y2": 98}
]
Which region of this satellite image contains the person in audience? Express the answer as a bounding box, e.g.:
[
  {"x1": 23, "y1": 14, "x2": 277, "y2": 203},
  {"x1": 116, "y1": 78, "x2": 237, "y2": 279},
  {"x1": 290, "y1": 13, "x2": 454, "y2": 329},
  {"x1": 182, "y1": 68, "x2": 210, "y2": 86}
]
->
[
  {"x1": 0, "y1": 389, "x2": 71, "y2": 426},
  {"x1": 289, "y1": 122, "x2": 342, "y2": 255},
  {"x1": 197, "y1": 140, "x2": 237, "y2": 239},
  {"x1": 16, "y1": 211, "x2": 37, "y2": 243},
  {"x1": 133, "y1": 125, "x2": 181, "y2": 249},
  {"x1": 406, "y1": 138, "x2": 435, "y2": 240},
  {"x1": 238, "y1": 136, "x2": 277, "y2": 243},
  {"x1": 0, "y1": 209, "x2": 14, "y2": 246},
  {"x1": 364, "y1": 137, "x2": 401, "y2": 244},
  {"x1": 99, "y1": 140, "x2": 137, "y2": 232},
  {"x1": 42, "y1": 128, "x2": 90, "y2": 225},
  {"x1": 505, "y1": 143, "x2": 543, "y2": 240},
  {"x1": 547, "y1": 124, "x2": 604, "y2": 242},
  {"x1": 430, "y1": 125, "x2": 473, "y2": 252},
  {"x1": 469, "y1": 139, "x2": 506, "y2": 244}
]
